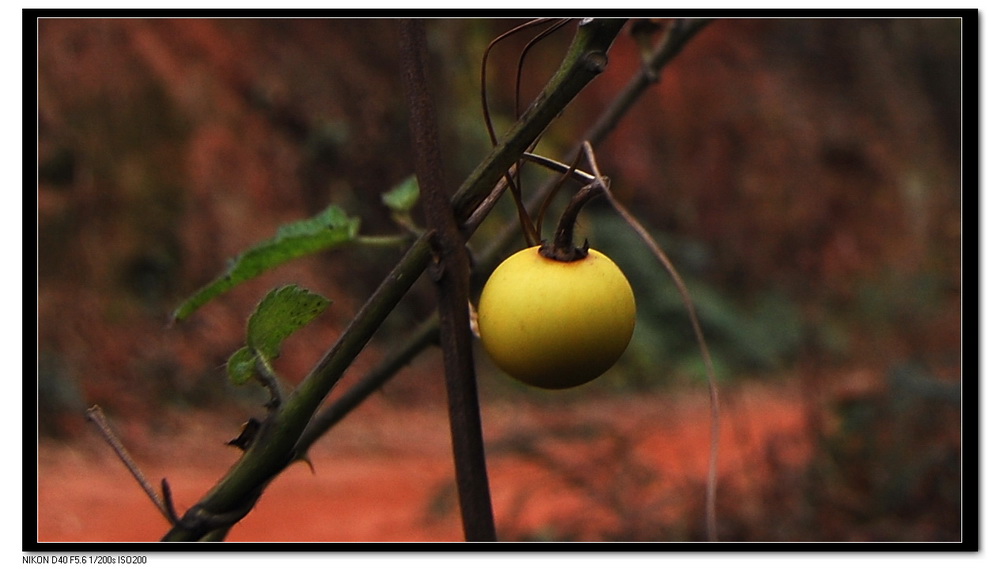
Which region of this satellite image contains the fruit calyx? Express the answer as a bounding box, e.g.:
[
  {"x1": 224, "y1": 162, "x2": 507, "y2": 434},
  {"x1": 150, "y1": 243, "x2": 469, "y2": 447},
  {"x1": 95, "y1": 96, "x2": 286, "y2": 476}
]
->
[
  {"x1": 539, "y1": 239, "x2": 589, "y2": 262},
  {"x1": 537, "y1": 180, "x2": 603, "y2": 263}
]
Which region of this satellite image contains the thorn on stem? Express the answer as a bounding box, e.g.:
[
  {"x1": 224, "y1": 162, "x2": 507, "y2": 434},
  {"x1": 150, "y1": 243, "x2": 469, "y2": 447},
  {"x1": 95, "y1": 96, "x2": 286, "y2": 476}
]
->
[
  {"x1": 161, "y1": 479, "x2": 180, "y2": 524},
  {"x1": 226, "y1": 418, "x2": 262, "y2": 452}
]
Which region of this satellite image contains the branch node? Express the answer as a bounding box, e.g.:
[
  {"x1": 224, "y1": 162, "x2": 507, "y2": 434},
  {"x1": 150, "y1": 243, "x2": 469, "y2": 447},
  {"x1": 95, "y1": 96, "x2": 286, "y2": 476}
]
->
[{"x1": 583, "y1": 50, "x2": 609, "y2": 73}]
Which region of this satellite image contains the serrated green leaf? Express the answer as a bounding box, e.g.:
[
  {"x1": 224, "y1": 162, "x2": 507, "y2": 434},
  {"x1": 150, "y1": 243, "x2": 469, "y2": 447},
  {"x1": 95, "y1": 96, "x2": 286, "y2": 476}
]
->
[
  {"x1": 173, "y1": 206, "x2": 359, "y2": 321},
  {"x1": 381, "y1": 175, "x2": 420, "y2": 213},
  {"x1": 247, "y1": 284, "x2": 331, "y2": 362},
  {"x1": 226, "y1": 346, "x2": 257, "y2": 386}
]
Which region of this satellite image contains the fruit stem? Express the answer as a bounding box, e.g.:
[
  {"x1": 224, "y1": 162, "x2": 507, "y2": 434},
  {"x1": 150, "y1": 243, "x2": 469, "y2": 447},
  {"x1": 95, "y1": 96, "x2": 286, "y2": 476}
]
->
[{"x1": 539, "y1": 179, "x2": 605, "y2": 262}]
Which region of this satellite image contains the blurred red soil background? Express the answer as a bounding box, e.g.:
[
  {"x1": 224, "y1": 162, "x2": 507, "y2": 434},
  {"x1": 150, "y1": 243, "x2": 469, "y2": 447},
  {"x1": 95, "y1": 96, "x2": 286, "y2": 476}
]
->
[
  {"x1": 36, "y1": 18, "x2": 964, "y2": 542},
  {"x1": 41, "y1": 383, "x2": 816, "y2": 542}
]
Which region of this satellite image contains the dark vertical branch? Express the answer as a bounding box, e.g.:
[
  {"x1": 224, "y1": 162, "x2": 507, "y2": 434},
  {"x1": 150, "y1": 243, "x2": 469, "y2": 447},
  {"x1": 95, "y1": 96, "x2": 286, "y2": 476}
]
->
[{"x1": 397, "y1": 19, "x2": 497, "y2": 542}]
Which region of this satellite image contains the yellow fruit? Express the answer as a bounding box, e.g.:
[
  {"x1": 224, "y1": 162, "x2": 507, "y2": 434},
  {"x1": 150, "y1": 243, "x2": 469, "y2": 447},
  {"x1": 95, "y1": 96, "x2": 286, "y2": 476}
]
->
[{"x1": 477, "y1": 245, "x2": 636, "y2": 389}]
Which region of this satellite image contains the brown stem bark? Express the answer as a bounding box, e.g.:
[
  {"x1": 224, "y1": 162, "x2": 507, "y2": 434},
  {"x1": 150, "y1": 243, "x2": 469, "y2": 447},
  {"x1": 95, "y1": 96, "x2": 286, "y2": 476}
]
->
[{"x1": 397, "y1": 19, "x2": 496, "y2": 541}]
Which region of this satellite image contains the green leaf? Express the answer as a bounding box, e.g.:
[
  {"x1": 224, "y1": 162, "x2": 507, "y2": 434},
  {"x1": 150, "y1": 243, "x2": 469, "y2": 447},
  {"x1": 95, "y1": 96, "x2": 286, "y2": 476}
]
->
[
  {"x1": 246, "y1": 284, "x2": 331, "y2": 362},
  {"x1": 226, "y1": 346, "x2": 257, "y2": 386},
  {"x1": 381, "y1": 175, "x2": 420, "y2": 213},
  {"x1": 173, "y1": 206, "x2": 359, "y2": 321},
  {"x1": 224, "y1": 285, "x2": 330, "y2": 387}
]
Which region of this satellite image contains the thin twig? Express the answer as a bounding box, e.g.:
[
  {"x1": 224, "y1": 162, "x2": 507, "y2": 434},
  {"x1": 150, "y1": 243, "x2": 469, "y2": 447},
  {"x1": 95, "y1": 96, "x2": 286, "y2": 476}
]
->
[
  {"x1": 522, "y1": 151, "x2": 595, "y2": 184},
  {"x1": 86, "y1": 405, "x2": 176, "y2": 524},
  {"x1": 480, "y1": 19, "x2": 556, "y2": 246},
  {"x1": 532, "y1": 146, "x2": 587, "y2": 239},
  {"x1": 581, "y1": 141, "x2": 720, "y2": 542},
  {"x1": 514, "y1": 19, "x2": 573, "y2": 121},
  {"x1": 480, "y1": 18, "x2": 554, "y2": 147},
  {"x1": 513, "y1": 18, "x2": 574, "y2": 229},
  {"x1": 583, "y1": 18, "x2": 712, "y2": 145},
  {"x1": 464, "y1": 176, "x2": 513, "y2": 235}
]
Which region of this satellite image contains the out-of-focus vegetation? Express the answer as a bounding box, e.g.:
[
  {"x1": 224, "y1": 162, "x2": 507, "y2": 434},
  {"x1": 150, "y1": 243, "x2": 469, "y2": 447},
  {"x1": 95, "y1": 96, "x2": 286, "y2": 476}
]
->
[{"x1": 36, "y1": 18, "x2": 965, "y2": 542}]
